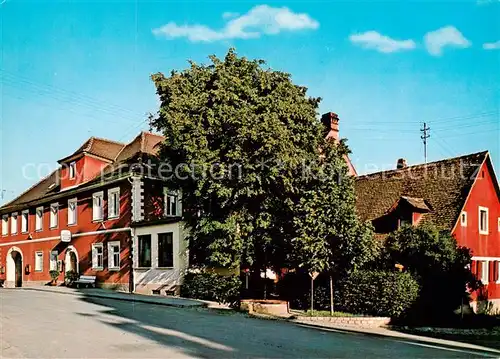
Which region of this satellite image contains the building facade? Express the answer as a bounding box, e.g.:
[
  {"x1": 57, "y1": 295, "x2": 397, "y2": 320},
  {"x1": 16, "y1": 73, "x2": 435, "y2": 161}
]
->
[
  {"x1": 0, "y1": 132, "x2": 187, "y2": 294},
  {"x1": 355, "y1": 151, "x2": 500, "y2": 310}
]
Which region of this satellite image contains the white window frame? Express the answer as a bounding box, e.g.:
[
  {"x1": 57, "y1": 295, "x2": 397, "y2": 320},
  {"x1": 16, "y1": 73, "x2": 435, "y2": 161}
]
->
[
  {"x1": 1, "y1": 215, "x2": 8, "y2": 236},
  {"x1": 69, "y1": 161, "x2": 76, "y2": 179},
  {"x1": 480, "y1": 260, "x2": 489, "y2": 284},
  {"x1": 497, "y1": 261, "x2": 500, "y2": 284},
  {"x1": 49, "y1": 250, "x2": 58, "y2": 271},
  {"x1": 68, "y1": 198, "x2": 77, "y2": 225},
  {"x1": 35, "y1": 251, "x2": 43, "y2": 272},
  {"x1": 21, "y1": 210, "x2": 29, "y2": 233},
  {"x1": 11, "y1": 213, "x2": 18, "y2": 234},
  {"x1": 92, "y1": 191, "x2": 104, "y2": 221},
  {"x1": 35, "y1": 206, "x2": 43, "y2": 232},
  {"x1": 108, "y1": 187, "x2": 120, "y2": 219},
  {"x1": 50, "y1": 203, "x2": 59, "y2": 228},
  {"x1": 92, "y1": 243, "x2": 104, "y2": 271},
  {"x1": 164, "y1": 188, "x2": 180, "y2": 217},
  {"x1": 460, "y1": 211, "x2": 467, "y2": 227},
  {"x1": 479, "y1": 206, "x2": 489, "y2": 235},
  {"x1": 107, "y1": 241, "x2": 120, "y2": 271}
]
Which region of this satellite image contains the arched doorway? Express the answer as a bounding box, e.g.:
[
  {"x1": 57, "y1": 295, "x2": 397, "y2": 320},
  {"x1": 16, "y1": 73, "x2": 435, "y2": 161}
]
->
[
  {"x1": 65, "y1": 246, "x2": 79, "y2": 273},
  {"x1": 6, "y1": 246, "x2": 23, "y2": 287}
]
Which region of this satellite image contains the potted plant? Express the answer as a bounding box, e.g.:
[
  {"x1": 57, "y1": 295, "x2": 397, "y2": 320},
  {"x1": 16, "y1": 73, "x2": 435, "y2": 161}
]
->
[
  {"x1": 49, "y1": 270, "x2": 60, "y2": 286},
  {"x1": 64, "y1": 270, "x2": 78, "y2": 287}
]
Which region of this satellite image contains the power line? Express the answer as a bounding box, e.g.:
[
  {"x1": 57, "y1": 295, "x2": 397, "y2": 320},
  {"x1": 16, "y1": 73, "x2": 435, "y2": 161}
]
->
[{"x1": 420, "y1": 122, "x2": 430, "y2": 163}]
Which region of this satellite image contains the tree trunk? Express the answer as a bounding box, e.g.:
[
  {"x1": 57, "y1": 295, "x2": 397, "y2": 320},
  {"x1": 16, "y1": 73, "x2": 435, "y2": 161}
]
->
[{"x1": 330, "y1": 275, "x2": 334, "y2": 315}]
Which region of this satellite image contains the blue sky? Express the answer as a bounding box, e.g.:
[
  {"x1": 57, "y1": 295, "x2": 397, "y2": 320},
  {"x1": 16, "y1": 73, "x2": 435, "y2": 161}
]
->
[{"x1": 1, "y1": 0, "x2": 499, "y2": 204}]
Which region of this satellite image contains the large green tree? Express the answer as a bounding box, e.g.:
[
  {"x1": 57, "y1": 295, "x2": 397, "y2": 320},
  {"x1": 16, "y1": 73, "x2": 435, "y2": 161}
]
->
[{"x1": 150, "y1": 49, "x2": 322, "y2": 272}]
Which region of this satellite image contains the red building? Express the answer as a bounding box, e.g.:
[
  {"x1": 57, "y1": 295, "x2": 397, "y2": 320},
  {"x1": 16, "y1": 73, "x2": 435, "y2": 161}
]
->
[
  {"x1": 0, "y1": 131, "x2": 186, "y2": 294},
  {"x1": 355, "y1": 151, "x2": 500, "y2": 310}
]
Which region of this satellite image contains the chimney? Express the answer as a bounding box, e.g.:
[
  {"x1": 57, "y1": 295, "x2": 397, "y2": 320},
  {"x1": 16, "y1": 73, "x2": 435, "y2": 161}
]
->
[
  {"x1": 397, "y1": 158, "x2": 407, "y2": 169},
  {"x1": 321, "y1": 112, "x2": 339, "y2": 142}
]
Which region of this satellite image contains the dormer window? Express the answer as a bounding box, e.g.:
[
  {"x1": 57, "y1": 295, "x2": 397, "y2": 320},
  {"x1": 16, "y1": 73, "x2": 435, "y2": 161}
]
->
[{"x1": 69, "y1": 161, "x2": 76, "y2": 179}]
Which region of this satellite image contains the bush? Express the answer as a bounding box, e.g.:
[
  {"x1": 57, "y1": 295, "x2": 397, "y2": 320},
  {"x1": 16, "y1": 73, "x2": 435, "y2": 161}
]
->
[
  {"x1": 181, "y1": 270, "x2": 241, "y2": 307},
  {"x1": 65, "y1": 270, "x2": 79, "y2": 286},
  {"x1": 336, "y1": 270, "x2": 419, "y2": 318},
  {"x1": 49, "y1": 270, "x2": 60, "y2": 282}
]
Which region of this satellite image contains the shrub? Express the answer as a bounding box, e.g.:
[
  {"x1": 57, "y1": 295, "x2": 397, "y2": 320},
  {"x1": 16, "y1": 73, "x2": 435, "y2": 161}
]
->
[
  {"x1": 65, "y1": 270, "x2": 79, "y2": 286},
  {"x1": 336, "y1": 270, "x2": 419, "y2": 318},
  {"x1": 49, "y1": 270, "x2": 60, "y2": 282},
  {"x1": 181, "y1": 270, "x2": 241, "y2": 307}
]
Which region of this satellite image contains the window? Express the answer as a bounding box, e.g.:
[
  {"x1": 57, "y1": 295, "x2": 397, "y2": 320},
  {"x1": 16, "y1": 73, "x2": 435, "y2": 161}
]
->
[
  {"x1": 108, "y1": 187, "x2": 120, "y2": 218},
  {"x1": 69, "y1": 161, "x2": 76, "y2": 179},
  {"x1": 92, "y1": 243, "x2": 104, "y2": 270},
  {"x1": 11, "y1": 213, "x2": 18, "y2": 234},
  {"x1": 480, "y1": 260, "x2": 489, "y2": 284},
  {"x1": 1, "y1": 215, "x2": 8, "y2": 236},
  {"x1": 497, "y1": 262, "x2": 500, "y2": 284},
  {"x1": 460, "y1": 211, "x2": 467, "y2": 227},
  {"x1": 35, "y1": 252, "x2": 43, "y2": 272},
  {"x1": 138, "y1": 235, "x2": 152, "y2": 268},
  {"x1": 35, "y1": 207, "x2": 43, "y2": 231},
  {"x1": 108, "y1": 241, "x2": 120, "y2": 270},
  {"x1": 158, "y1": 232, "x2": 174, "y2": 268},
  {"x1": 479, "y1": 207, "x2": 489, "y2": 235},
  {"x1": 92, "y1": 191, "x2": 104, "y2": 221},
  {"x1": 164, "y1": 188, "x2": 179, "y2": 216},
  {"x1": 50, "y1": 203, "x2": 59, "y2": 228},
  {"x1": 21, "y1": 210, "x2": 29, "y2": 233},
  {"x1": 68, "y1": 198, "x2": 77, "y2": 225},
  {"x1": 498, "y1": 218, "x2": 500, "y2": 232},
  {"x1": 50, "y1": 251, "x2": 58, "y2": 271}
]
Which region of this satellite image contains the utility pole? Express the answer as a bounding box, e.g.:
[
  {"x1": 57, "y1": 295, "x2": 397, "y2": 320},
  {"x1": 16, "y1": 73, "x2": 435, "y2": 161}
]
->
[{"x1": 420, "y1": 122, "x2": 430, "y2": 163}]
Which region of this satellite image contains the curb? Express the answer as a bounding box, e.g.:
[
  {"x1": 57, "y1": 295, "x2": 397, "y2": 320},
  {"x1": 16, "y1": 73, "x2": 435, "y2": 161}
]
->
[{"x1": 13, "y1": 287, "x2": 207, "y2": 309}]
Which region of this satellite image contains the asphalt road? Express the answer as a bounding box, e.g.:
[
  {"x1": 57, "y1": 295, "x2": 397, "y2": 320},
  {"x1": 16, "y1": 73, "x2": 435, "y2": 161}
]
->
[{"x1": 0, "y1": 290, "x2": 495, "y2": 358}]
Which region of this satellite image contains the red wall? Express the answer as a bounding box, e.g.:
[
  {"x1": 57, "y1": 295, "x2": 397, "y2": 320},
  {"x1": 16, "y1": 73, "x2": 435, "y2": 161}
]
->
[
  {"x1": 0, "y1": 181, "x2": 132, "y2": 287},
  {"x1": 60, "y1": 155, "x2": 109, "y2": 189},
  {"x1": 453, "y1": 160, "x2": 500, "y2": 300}
]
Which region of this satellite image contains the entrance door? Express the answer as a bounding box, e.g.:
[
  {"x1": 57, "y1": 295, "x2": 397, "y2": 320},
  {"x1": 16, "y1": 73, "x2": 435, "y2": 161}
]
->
[{"x1": 13, "y1": 252, "x2": 22, "y2": 287}]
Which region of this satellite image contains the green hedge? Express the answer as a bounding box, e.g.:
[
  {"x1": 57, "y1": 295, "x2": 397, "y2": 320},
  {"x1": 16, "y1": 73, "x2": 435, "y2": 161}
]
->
[
  {"x1": 337, "y1": 270, "x2": 419, "y2": 318},
  {"x1": 181, "y1": 271, "x2": 241, "y2": 307}
]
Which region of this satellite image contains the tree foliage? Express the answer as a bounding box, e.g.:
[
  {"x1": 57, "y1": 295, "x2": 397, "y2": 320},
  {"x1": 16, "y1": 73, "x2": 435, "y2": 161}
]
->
[
  {"x1": 384, "y1": 225, "x2": 479, "y2": 323},
  {"x1": 151, "y1": 49, "x2": 375, "y2": 282}
]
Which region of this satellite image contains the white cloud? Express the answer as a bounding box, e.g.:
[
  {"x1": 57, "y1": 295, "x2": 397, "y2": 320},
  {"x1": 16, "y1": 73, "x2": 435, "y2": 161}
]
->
[
  {"x1": 349, "y1": 31, "x2": 416, "y2": 53},
  {"x1": 483, "y1": 40, "x2": 500, "y2": 50},
  {"x1": 222, "y1": 12, "x2": 239, "y2": 20},
  {"x1": 424, "y1": 26, "x2": 471, "y2": 56},
  {"x1": 153, "y1": 5, "x2": 319, "y2": 42}
]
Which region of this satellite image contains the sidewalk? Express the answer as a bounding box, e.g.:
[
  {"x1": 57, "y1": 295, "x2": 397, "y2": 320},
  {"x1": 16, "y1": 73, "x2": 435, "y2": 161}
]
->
[
  {"x1": 15, "y1": 285, "x2": 207, "y2": 308},
  {"x1": 291, "y1": 318, "x2": 500, "y2": 356}
]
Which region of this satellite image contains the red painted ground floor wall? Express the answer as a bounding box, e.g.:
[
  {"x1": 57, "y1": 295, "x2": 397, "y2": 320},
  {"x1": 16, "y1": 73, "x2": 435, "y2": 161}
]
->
[{"x1": 0, "y1": 230, "x2": 131, "y2": 291}]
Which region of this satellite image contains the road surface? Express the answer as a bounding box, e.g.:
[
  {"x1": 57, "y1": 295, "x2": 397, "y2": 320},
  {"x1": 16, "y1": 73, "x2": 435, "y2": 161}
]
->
[{"x1": 0, "y1": 290, "x2": 495, "y2": 358}]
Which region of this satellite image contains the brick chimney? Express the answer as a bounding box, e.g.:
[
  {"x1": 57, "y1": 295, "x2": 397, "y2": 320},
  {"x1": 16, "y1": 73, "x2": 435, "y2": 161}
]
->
[
  {"x1": 397, "y1": 158, "x2": 407, "y2": 169},
  {"x1": 322, "y1": 112, "x2": 339, "y2": 142}
]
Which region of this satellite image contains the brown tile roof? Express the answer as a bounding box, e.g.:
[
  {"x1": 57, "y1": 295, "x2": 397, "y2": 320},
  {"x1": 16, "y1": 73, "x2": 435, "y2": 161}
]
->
[
  {"x1": 58, "y1": 137, "x2": 126, "y2": 163},
  {"x1": 355, "y1": 151, "x2": 489, "y2": 230},
  {"x1": 0, "y1": 132, "x2": 164, "y2": 213},
  {"x1": 115, "y1": 132, "x2": 164, "y2": 162}
]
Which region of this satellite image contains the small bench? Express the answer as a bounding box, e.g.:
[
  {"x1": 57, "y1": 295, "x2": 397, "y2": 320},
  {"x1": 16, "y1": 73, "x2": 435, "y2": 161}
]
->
[{"x1": 74, "y1": 275, "x2": 97, "y2": 288}]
